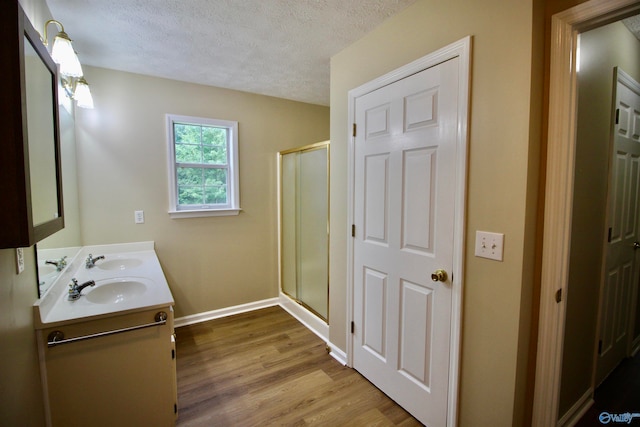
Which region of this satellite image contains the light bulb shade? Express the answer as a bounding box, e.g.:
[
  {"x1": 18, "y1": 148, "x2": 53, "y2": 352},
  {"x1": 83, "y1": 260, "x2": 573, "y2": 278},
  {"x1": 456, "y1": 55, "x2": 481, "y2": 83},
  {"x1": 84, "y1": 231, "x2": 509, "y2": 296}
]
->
[
  {"x1": 51, "y1": 32, "x2": 83, "y2": 77},
  {"x1": 74, "y1": 78, "x2": 94, "y2": 109}
]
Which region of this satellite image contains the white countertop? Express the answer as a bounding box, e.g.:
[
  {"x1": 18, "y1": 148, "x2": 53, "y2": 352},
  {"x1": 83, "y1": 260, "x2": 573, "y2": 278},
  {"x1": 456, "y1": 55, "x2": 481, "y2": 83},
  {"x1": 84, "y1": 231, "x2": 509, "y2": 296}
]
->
[{"x1": 33, "y1": 242, "x2": 175, "y2": 329}]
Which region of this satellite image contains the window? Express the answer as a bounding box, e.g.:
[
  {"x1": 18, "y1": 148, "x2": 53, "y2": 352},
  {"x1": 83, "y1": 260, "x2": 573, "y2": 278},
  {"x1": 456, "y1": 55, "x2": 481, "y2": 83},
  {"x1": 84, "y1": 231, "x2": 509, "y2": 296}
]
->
[{"x1": 166, "y1": 114, "x2": 240, "y2": 218}]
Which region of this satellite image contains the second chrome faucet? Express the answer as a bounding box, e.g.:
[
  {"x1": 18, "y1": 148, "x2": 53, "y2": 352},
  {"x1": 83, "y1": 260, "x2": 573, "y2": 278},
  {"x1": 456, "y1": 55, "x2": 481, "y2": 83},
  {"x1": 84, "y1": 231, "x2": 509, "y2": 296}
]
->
[{"x1": 85, "y1": 254, "x2": 105, "y2": 269}]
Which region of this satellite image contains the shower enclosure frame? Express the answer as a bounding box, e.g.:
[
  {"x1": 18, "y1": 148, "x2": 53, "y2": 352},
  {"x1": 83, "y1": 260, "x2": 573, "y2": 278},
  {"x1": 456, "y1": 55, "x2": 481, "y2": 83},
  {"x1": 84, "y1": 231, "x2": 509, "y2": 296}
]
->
[{"x1": 277, "y1": 141, "x2": 330, "y2": 324}]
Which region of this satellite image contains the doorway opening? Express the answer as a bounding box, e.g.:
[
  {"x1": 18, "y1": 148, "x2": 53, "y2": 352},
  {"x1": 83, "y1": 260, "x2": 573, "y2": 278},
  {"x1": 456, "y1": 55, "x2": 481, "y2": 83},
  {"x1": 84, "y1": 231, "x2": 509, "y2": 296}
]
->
[{"x1": 534, "y1": 1, "x2": 640, "y2": 425}]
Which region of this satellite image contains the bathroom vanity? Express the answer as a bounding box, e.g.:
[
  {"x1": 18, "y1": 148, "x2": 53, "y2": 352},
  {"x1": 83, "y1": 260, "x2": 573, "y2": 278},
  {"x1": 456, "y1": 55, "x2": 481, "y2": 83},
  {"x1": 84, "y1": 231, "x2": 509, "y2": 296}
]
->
[{"x1": 33, "y1": 242, "x2": 177, "y2": 427}]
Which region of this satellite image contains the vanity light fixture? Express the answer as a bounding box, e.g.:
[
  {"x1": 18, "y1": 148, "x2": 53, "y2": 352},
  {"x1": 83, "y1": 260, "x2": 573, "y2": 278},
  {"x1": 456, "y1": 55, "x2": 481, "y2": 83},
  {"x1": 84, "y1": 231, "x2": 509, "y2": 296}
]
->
[
  {"x1": 72, "y1": 77, "x2": 93, "y2": 109},
  {"x1": 61, "y1": 76, "x2": 94, "y2": 109},
  {"x1": 41, "y1": 19, "x2": 94, "y2": 109},
  {"x1": 41, "y1": 20, "x2": 83, "y2": 77}
]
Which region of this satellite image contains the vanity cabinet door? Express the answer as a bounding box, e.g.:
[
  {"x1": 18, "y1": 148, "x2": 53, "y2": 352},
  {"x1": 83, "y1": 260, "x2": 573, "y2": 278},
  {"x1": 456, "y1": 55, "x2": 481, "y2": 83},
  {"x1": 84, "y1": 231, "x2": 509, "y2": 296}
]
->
[{"x1": 39, "y1": 308, "x2": 177, "y2": 427}]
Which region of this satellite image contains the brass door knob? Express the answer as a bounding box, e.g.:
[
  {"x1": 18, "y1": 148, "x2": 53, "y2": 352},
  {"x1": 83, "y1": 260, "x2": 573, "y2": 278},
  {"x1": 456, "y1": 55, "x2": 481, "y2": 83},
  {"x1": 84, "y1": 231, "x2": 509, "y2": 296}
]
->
[{"x1": 431, "y1": 269, "x2": 448, "y2": 282}]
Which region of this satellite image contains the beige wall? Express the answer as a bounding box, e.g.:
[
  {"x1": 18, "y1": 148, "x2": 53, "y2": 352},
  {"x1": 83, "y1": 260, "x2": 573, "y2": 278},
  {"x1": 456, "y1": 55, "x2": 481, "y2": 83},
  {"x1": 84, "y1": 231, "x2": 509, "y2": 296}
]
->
[
  {"x1": 329, "y1": 0, "x2": 544, "y2": 425},
  {"x1": 74, "y1": 67, "x2": 329, "y2": 318},
  {"x1": 0, "y1": 247, "x2": 45, "y2": 426},
  {"x1": 559, "y1": 21, "x2": 640, "y2": 417},
  {"x1": 2, "y1": 3, "x2": 50, "y2": 427}
]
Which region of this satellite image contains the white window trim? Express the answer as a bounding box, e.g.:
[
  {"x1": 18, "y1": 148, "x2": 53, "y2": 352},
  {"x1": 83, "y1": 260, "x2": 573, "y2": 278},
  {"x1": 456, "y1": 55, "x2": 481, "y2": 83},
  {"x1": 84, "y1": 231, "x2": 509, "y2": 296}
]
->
[{"x1": 166, "y1": 114, "x2": 240, "y2": 219}]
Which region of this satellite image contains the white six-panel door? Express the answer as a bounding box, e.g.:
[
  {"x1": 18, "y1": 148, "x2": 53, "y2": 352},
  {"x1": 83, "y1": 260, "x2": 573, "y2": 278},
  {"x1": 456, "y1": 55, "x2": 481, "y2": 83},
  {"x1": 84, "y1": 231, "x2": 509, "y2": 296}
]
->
[
  {"x1": 596, "y1": 68, "x2": 640, "y2": 386},
  {"x1": 352, "y1": 57, "x2": 459, "y2": 427}
]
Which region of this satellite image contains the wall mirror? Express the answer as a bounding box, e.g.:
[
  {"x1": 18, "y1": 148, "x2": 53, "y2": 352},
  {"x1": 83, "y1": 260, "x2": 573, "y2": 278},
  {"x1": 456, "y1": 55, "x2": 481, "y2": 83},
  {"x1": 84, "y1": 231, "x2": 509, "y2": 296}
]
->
[
  {"x1": 35, "y1": 98, "x2": 82, "y2": 297},
  {"x1": 25, "y1": 34, "x2": 60, "y2": 228},
  {"x1": 0, "y1": 3, "x2": 64, "y2": 249}
]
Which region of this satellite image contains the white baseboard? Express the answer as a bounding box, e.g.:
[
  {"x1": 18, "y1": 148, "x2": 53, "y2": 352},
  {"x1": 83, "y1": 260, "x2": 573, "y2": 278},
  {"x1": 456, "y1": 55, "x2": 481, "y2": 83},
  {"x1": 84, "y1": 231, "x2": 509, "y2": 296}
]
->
[
  {"x1": 328, "y1": 343, "x2": 347, "y2": 365},
  {"x1": 278, "y1": 292, "x2": 329, "y2": 342},
  {"x1": 174, "y1": 298, "x2": 279, "y2": 328},
  {"x1": 558, "y1": 388, "x2": 594, "y2": 427}
]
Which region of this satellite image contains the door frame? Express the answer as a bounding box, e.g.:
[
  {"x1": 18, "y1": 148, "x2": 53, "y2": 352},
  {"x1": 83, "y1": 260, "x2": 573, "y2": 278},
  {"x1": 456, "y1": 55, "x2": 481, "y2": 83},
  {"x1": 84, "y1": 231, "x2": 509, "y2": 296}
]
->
[
  {"x1": 533, "y1": 1, "x2": 640, "y2": 425},
  {"x1": 345, "y1": 36, "x2": 471, "y2": 427}
]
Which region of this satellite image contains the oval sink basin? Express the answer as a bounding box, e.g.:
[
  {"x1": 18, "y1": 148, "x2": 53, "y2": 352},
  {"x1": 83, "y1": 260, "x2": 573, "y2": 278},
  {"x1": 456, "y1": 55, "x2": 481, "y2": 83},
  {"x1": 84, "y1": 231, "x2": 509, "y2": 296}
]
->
[
  {"x1": 85, "y1": 278, "x2": 149, "y2": 304},
  {"x1": 97, "y1": 258, "x2": 143, "y2": 271}
]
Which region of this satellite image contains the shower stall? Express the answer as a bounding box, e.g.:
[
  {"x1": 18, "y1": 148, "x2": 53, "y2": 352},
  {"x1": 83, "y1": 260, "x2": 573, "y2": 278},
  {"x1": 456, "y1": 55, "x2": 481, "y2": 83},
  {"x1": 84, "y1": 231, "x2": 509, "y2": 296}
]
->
[{"x1": 278, "y1": 141, "x2": 329, "y2": 325}]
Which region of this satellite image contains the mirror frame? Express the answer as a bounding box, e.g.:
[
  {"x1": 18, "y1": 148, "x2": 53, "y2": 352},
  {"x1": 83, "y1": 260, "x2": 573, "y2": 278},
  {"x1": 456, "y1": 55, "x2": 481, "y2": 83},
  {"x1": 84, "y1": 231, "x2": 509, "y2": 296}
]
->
[{"x1": 0, "y1": 2, "x2": 64, "y2": 249}]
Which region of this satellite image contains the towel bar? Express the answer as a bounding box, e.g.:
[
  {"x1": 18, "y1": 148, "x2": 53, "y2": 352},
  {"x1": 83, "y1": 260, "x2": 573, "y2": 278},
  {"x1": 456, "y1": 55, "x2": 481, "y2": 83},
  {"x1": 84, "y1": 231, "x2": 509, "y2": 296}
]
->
[{"x1": 47, "y1": 311, "x2": 168, "y2": 347}]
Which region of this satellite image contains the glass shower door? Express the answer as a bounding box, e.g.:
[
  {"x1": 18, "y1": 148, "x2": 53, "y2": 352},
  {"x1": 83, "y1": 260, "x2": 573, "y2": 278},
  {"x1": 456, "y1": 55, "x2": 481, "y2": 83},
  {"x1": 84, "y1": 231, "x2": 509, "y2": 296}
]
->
[{"x1": 279, "y1": 142, "x2": 329, "y2": 321}]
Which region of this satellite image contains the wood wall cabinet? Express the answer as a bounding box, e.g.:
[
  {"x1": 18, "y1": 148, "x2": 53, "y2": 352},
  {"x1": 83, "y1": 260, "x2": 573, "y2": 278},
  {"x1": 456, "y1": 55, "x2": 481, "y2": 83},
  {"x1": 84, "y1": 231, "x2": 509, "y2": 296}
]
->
[{"x1": 0, "y1": 2, "x2": 64, "y2": 249}]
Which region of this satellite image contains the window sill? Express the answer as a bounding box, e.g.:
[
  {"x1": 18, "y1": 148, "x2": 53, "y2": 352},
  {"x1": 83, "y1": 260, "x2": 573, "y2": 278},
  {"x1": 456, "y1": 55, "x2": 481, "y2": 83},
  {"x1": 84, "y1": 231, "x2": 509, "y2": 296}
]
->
[{"x1": 168, "y1": 208, "x2": 242, "y2": 219}]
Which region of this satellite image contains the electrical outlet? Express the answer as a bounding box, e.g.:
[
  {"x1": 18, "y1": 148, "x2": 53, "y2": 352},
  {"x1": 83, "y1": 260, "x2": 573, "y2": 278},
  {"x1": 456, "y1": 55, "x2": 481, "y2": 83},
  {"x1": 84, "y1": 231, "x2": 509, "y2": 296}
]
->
[
  {"x1": 475, "y1": 231, "x2": 504, "y2": 261},
  {"x1": 134, "y1": 210, "x2": 145, "y2": 224},
  {"x1": 16, "y1": 248, "x2": 24, "y2": 274}
]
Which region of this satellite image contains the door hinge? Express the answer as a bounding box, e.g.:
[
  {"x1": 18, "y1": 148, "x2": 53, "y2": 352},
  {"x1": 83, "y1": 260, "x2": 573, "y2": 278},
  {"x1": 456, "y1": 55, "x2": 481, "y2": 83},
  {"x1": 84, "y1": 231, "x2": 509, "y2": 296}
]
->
[
  {"x1": 616, "y1": 108, "x2": 620, "y2": 125},
  {"x1": 352, "y1": 224, "x2": 356, "y2": 237},
  {"x1": 172, "y1": 348, "x2": 175, "y2": 360},
  {"x1": 598, "y1": 339, "x2": 603, "y2": 355},
  {"x1": 352, "y1": 123, "x2": 357, "y2": 137},
  {"x1": 174, "y1": 403, "x2": 178, "y2": 414},
  {"x1": 351, "y1": 321, "x2": 355, "y2": 334},
  {"x1": 555, "y1": 288, "x2": 562, "y2": 303},
  {"x1": 607, "y1": 227, "x2": 612, "y2": 243}
]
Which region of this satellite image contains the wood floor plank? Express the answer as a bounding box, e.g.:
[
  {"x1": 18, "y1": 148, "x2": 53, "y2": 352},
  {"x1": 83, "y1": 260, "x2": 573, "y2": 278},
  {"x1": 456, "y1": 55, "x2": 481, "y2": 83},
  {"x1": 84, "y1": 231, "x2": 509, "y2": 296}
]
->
[{"x1": 175, "y1": 306, "x2": 421, "y2": 426}]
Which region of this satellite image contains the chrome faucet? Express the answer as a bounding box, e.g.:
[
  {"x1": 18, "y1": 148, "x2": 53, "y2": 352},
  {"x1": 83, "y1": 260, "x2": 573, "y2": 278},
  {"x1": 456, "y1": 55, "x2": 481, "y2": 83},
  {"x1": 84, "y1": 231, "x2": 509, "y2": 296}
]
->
[
  {"x1": 45, "y1": 256, "x2": 67, "y2": 272},
  {"x1": 67, "y1": 278, "x2": 96, "y2": 301},
  {"x1": 85, "y1": 254, "x2": 105, "y2": 269}
]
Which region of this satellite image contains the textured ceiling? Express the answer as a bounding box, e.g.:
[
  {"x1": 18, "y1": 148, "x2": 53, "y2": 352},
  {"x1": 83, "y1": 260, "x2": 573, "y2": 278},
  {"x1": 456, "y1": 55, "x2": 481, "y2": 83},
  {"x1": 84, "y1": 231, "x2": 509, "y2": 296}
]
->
[
  {"x1": 45, "y1": 0, "x2": 416, "y2": 106},
  {"x1": 623, "y1": 15, "x2": 640, "y2": 42}
]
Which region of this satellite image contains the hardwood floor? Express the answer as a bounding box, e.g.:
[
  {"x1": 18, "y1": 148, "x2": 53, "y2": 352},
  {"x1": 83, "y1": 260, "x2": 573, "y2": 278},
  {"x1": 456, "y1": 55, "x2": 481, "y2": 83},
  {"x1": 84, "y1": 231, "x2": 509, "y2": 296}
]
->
[
  {"x1": 576, "y1": 350, "x2": 640, "y2": 426},
  {"x1": 175, "y1": 306, "x2": 422, "y2": 426}
]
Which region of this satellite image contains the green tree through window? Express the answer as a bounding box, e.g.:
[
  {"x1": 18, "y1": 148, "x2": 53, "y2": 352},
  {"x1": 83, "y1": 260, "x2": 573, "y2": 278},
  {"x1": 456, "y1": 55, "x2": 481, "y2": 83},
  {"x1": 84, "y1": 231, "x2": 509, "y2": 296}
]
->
[
  {"x1": 167, "y1": 114, "x2": 239, "y2": 217},
  {"x1": 174, "y1": 123, "x2": 229, "y2": 206}
]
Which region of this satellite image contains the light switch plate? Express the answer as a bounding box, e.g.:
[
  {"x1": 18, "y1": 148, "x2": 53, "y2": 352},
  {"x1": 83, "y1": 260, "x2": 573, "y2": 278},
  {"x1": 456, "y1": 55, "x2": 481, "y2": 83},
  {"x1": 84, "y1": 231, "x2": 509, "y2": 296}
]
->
[
  {"x1": 16, "y1": 248, "x2": 24, "y2": 274},
  {"x1": 134, "y1": 210, "x2": 145, "y2": 224},
  {"x1": 475, "y1": 231, "x2": 504, "y2": 261}
]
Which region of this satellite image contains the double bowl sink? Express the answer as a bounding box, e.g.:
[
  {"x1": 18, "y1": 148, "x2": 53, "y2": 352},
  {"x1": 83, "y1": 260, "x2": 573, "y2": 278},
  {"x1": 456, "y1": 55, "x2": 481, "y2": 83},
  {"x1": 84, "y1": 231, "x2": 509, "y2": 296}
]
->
[{"x1": 34, "y1": 242, "x2": 175, "y2": 328}]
